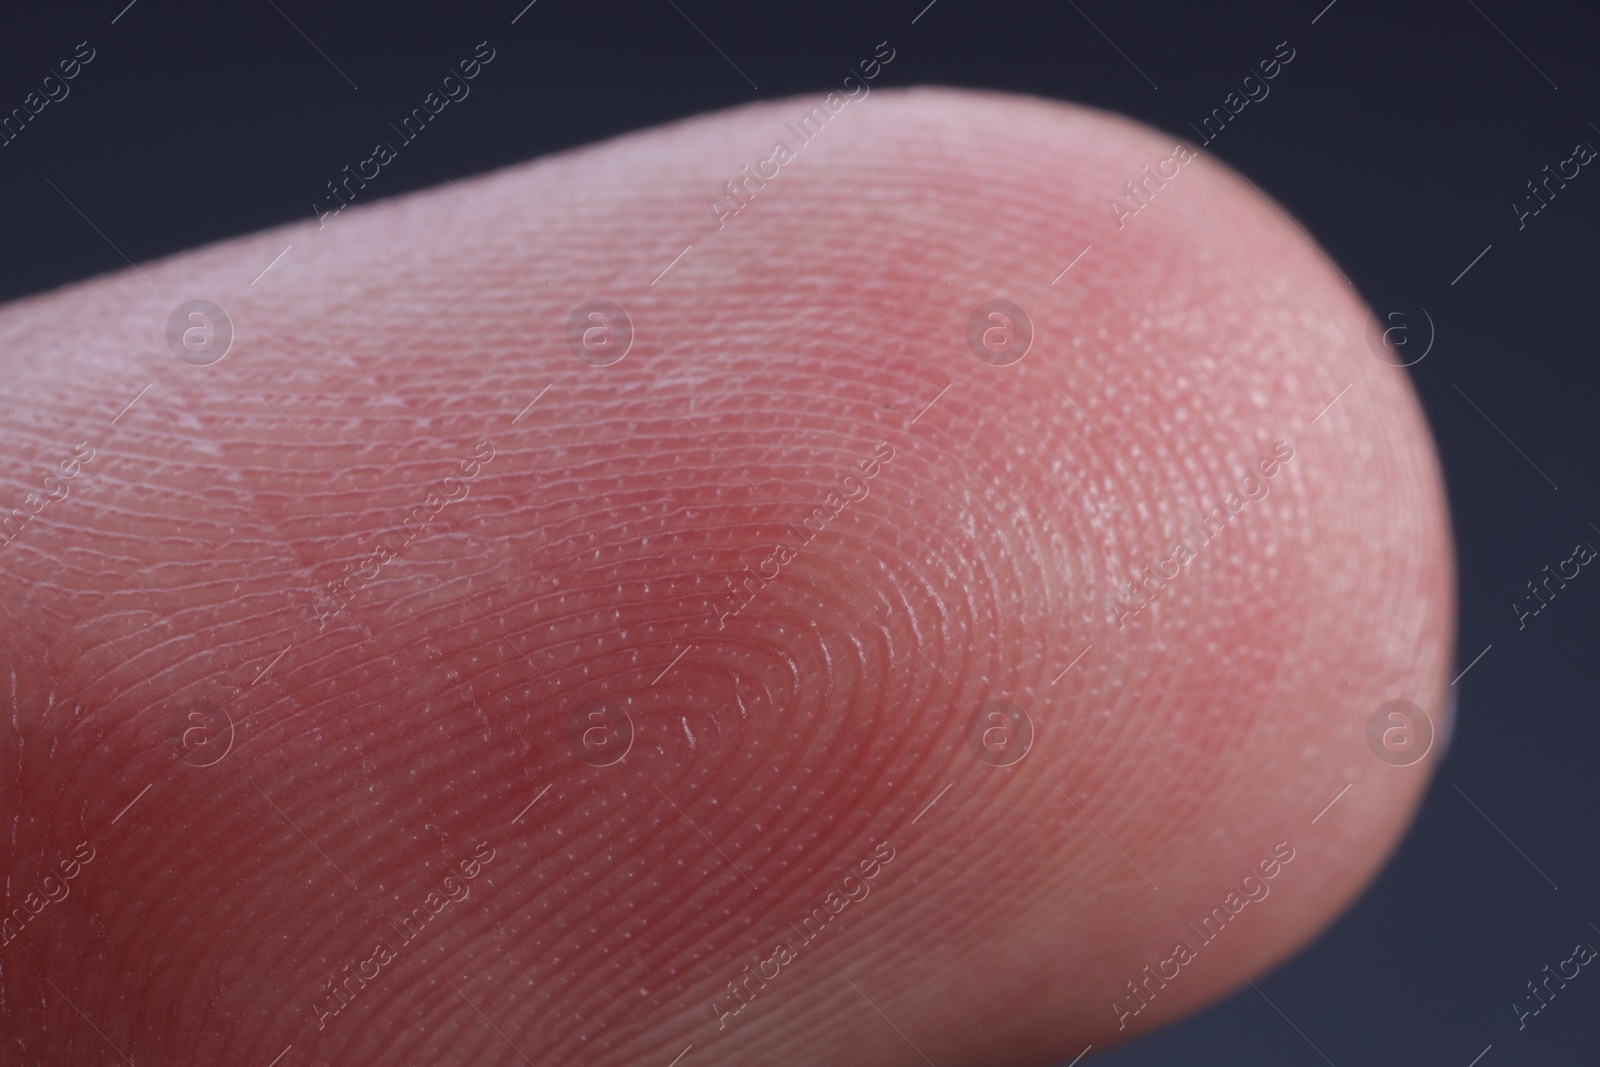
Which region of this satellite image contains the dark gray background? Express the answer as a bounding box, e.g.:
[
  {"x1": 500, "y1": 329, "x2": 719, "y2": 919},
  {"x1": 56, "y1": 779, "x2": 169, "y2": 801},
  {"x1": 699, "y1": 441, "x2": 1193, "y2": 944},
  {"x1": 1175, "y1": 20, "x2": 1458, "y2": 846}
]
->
[{"x1": 1, "y1": 1, "x2": 1596, "y2": 1064}]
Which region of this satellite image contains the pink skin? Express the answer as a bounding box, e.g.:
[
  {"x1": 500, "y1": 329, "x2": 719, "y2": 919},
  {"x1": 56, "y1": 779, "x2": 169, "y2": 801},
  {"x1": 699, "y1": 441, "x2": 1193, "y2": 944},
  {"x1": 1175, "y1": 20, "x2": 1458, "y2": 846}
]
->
[{"x1": 0, "y1": 88, "x2": 1451, "y2": 1066}]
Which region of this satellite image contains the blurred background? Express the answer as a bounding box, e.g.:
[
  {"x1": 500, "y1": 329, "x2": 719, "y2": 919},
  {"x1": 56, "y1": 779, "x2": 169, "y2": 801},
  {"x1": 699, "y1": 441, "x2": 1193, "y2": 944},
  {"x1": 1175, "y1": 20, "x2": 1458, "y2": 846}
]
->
[{"x1": 1, "y1": 0, "x2": 1596, "y2": 1063}]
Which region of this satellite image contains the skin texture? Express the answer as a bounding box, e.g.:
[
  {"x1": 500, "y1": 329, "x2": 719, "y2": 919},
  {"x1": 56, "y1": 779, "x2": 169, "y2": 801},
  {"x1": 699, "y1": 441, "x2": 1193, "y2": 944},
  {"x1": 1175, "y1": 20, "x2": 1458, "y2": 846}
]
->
[{"x1": 0, "y1": 87, "x2": 1452, "y2": 1066}]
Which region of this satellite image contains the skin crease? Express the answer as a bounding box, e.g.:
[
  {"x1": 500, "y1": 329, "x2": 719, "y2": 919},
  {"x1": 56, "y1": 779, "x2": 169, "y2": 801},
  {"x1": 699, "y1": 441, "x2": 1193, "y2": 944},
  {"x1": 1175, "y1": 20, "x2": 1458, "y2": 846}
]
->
[{"x1": 0, "y1": 87, "x2": 1452, "y2": 1066}]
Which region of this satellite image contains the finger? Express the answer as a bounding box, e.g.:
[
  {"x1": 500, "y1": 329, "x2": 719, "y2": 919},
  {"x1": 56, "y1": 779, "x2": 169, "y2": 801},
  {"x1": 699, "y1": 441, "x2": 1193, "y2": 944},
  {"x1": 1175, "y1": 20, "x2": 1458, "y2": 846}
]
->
[{"x1": 0, "y1": 86, "x2": 1451, "y2": 1067}]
